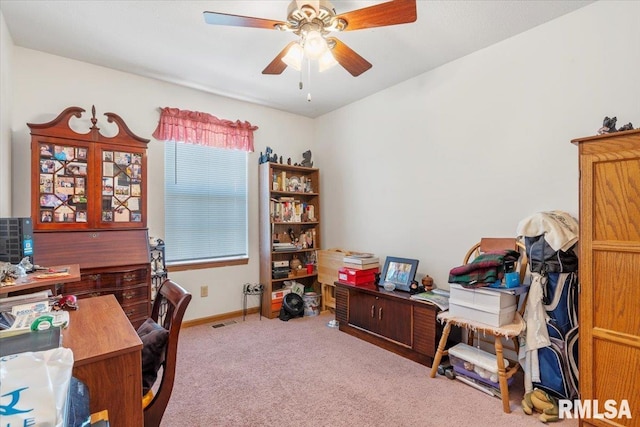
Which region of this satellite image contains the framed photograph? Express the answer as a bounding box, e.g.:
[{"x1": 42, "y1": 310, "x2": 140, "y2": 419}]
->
[
  {"x1": 380, "y1": 256, "x2": 419, "y2": 292},
  {"x1": 76, "y1": 147, "x2": 88, "y2": 160},
  {"x1": 40, "y1": 144, "x2": 53, "y2": 158}
]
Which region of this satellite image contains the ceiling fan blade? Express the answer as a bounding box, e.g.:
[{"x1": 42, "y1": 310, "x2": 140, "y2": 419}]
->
[
  {"x1": 262, "y1": 42, "x2": 297, "y2": 75},
  {"x1": 335, "y1": 0, "x2": 417, "y2": 31},
  {"x1": 203, "y1": 11, "x2": 285, "y2": 30},
  {"x1": 328, "y1": 38, "x2": 372, "y2": 77}
]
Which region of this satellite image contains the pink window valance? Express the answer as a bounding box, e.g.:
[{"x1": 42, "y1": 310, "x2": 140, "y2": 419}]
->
[{"x1": 152, "y1": 107, "x2": 257, "y2": 152}]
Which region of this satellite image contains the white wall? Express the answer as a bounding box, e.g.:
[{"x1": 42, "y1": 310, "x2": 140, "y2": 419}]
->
[
  {"x1": 316, "y1": 0, "x2": 640, "y2": 289},
  {"x1": 8, "y1": 49, "x2": 315, "y2": 321},
  {"x1": 0, "y1": 11, "x2": 13, "y2": 216}
]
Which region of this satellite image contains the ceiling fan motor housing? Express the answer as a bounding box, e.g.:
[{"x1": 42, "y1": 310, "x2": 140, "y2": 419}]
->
[{"x1": 285, "y1": 0, "x2": 346, "y2": 34}]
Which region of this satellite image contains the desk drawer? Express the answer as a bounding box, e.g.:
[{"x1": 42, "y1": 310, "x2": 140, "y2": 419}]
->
[
  {"x1": 121, "y1": 300, "x2": 150, "y2": 325},
  {"x1": 116, "y1": 284, "x2": 149, "y2": 304}
]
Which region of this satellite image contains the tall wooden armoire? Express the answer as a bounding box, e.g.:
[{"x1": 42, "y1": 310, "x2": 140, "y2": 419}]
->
[{"x1": 572, "y1": 129, "x2": 640, "y2": 427}]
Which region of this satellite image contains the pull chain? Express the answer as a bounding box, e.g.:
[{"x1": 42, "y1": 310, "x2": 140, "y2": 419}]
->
[{"x1": 307, "y1": 59, "x2": 312, "y2": 102}]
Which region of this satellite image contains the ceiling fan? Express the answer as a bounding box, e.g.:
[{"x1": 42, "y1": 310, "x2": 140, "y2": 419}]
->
[{"x1": 203, "y1": 0, "x2": 417, "y2": 77}]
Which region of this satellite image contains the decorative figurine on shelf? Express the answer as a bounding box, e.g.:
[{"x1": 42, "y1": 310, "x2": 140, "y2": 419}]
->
[
  {"x1": 287, "y1": 158, "x2": 291, "y2": 165},
  {"x1": 409, "y1": 280, "x2": 424, "y2": 295},
  {"x1": 290, "y1": 255, "x2": 302, "y2": 271},
  {"x1": 259, "y1": 146, "x2": 273, "y2": 164},
  {"x1": 300, "y1": 150, "x2": 313, "y2": 167},
  {"x1": 618, "y1": 122, "x2": 634, "y2": 131},
  {"x1": 279, "y1": 156, "x2": 283, "y2": 164},
  {"x1": 422, "y1": 274, "x2": 434, "y2": 291},
  {"x1": 597, "y1": 116, "x2": 617, "y2": 135}
]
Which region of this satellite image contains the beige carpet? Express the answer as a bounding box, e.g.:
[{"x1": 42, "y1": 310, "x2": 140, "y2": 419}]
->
[{"x1": 162, "y1": 312, "x2": 578, "y2": 426}]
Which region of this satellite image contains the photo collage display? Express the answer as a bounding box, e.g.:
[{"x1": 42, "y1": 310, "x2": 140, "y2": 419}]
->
[
  {"x1": 39, "y1": 143, "x2": 88, "y2": 223},
  {"x1": 101, "y1": 150, "x2": 143, "y2": 222}
]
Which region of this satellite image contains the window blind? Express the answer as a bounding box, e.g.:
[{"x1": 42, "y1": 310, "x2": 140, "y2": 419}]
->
[{"x1": 164, "y1": 142, "x2": 248, "y2": 264}]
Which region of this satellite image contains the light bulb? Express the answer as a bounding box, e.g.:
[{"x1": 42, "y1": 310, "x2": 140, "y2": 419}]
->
[
  {"x1": 282, "y1": 43, "x2": 303, "y2": 71},
  {"x1": 318, "y1": 50, "x2": 338, "y2": 72},
  {"x1": 303, "y1": 31, "x2": 328, "y2": 60}
]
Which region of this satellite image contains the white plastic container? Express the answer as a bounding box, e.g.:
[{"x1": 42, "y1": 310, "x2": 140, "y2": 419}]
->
[{"x1": 448, "y1": 342, "x2": 509, "y2": 373}]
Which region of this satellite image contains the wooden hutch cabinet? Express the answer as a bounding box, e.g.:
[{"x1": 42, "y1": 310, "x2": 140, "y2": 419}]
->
[
  {"x1": 335, "y1": 282, "x2": 448, "y2": 367},
  {"x1": 29, "y1": 106, "x2": 151, "y2": 328},
  {"x1": 259, "y1": 162, "x2": 321, "y2": 318},
  {"x1": 572, "y1": 129, "x2": 640, "y2": 427}
]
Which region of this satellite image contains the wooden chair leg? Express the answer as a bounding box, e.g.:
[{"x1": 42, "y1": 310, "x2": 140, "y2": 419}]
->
[
  {"x1": 430, "y1": 321, "x2": 452, "y2": 378},
  {"x1": 494, "y1": 337, "x2": 511, "y2": 413}
]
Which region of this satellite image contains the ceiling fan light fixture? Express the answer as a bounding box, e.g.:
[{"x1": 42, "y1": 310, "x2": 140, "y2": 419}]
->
[
  {"x1": 318, "y1": 50, "x2": 338, "y2": 72},
  {"x1": 303, "y1": 30, "x2": 328, "y2": 60},
  {"x1": 282, "y1": 42, "x2": 303, "y2": 71}
]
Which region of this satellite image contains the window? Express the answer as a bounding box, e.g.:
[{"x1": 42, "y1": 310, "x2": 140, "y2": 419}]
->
[{"x1": 164, "y1": 142, "x2": 248, "y2": 265}]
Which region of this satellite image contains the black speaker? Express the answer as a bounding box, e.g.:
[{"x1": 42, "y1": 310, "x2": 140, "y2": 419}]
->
[{"x1": 0, "y1": 217, "x2": 35, "y2": 267}]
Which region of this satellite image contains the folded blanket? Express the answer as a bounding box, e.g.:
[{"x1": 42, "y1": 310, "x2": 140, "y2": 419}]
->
[{"x1": 448, "y1": 250, "x2": 520, "y2": 288}]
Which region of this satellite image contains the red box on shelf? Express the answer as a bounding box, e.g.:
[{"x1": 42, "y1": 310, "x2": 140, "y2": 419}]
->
[{"x1": 338, "y1": 267, "x2": 378, "y2": 285}]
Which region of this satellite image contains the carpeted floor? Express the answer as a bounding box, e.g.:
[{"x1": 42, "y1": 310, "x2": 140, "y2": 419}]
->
[{"x1": 161, "y1": 312, "x2": 578, "y2": 426}]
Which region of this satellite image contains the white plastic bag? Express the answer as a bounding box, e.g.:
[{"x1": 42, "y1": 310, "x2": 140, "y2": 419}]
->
[{"x1": 0, "y1": 347, "x2": 74, "y2": 427}]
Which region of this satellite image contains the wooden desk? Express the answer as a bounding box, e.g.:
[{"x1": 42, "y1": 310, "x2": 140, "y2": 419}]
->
[
  {"x1": 62, "y1": 294, "x2": 143, "y2": 427},
  {"x1": 0, "y1": 264, "x2": 80, "y2": 295}
]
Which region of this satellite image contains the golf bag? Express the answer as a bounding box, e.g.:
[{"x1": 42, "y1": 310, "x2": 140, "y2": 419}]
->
[{"x1": 525, "y1": 235, "x2": 579, "y2": 400}]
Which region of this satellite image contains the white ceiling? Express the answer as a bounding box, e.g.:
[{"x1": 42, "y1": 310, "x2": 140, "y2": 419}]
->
[{"x1": 1, "y1": 0, "x2": 594, "y2": 118}]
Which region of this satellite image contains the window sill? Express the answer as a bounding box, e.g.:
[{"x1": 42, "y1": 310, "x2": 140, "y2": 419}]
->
[{"x1": 167, "y1": 257, "x2": 248, "y2": 272}]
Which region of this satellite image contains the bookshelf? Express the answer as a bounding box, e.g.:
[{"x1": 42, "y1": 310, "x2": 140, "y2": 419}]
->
[{"x1": 259, "y1": 162, "x2": 321, "y2": 318}]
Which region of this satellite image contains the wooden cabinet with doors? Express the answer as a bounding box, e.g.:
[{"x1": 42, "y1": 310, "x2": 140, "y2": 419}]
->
[
  {"x1": 347, "y1": 289, "x2": 412, "y2": 345},
  {"x1": 335, "y1": 282, "x2": 449, "y2": 367},
  {"x1": 29, "y1": 106, "x2": 151, "y2": 328},
  {"x1": 259, "y1": 162, "x2": 321, "y2": 318},
  {"x1": 572, "y1": 129, "x2": 640, "y2": 427},
  {"x1": 30, "y1": 106, "x2": 147, "y2": 229}
]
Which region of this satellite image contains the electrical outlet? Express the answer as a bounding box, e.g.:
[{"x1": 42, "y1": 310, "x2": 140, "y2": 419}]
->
[{"x1": 200, "y1": 285, "x2": 208, "y2": 297}]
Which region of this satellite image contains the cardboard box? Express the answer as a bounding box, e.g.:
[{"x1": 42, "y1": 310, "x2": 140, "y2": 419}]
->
[
  {"x1": 271, "y1": 289, "x2": 291, "y2": 313},
  {"x1": 450, "y1": 284, "x2": 516, "y2": 309},
  {"x1": 271, "y1": 289, "x2": 291, "y2": 300},
  {"x1": 449, "y1": 300, "x2": 516, "y2": 327},
  {"x1": 449, "y1": 283, "x2": 517, "y2": 326}
]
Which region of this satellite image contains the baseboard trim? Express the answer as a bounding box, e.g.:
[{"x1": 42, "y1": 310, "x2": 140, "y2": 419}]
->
[{"x1": 182, "y1": 306, "x2": 262, "y2": 328}]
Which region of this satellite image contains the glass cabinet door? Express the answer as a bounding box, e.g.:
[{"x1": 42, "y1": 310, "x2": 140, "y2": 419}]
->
[
  {"x1": 100, "y1": 149, "x2": 144, "y2": 224},
  {"x1": 38, "y1": 142, "x2": 89, "y2": 225}
]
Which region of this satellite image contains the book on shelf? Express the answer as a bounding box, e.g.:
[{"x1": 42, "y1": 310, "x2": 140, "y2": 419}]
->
[{"x1": 410, "y1": 290, "x2": 450, "y2": 311}]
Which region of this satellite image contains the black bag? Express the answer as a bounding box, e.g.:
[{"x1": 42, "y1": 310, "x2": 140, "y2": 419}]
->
[{"x1": 524, "y1": 235, "x2": 578, "y2": 273}]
